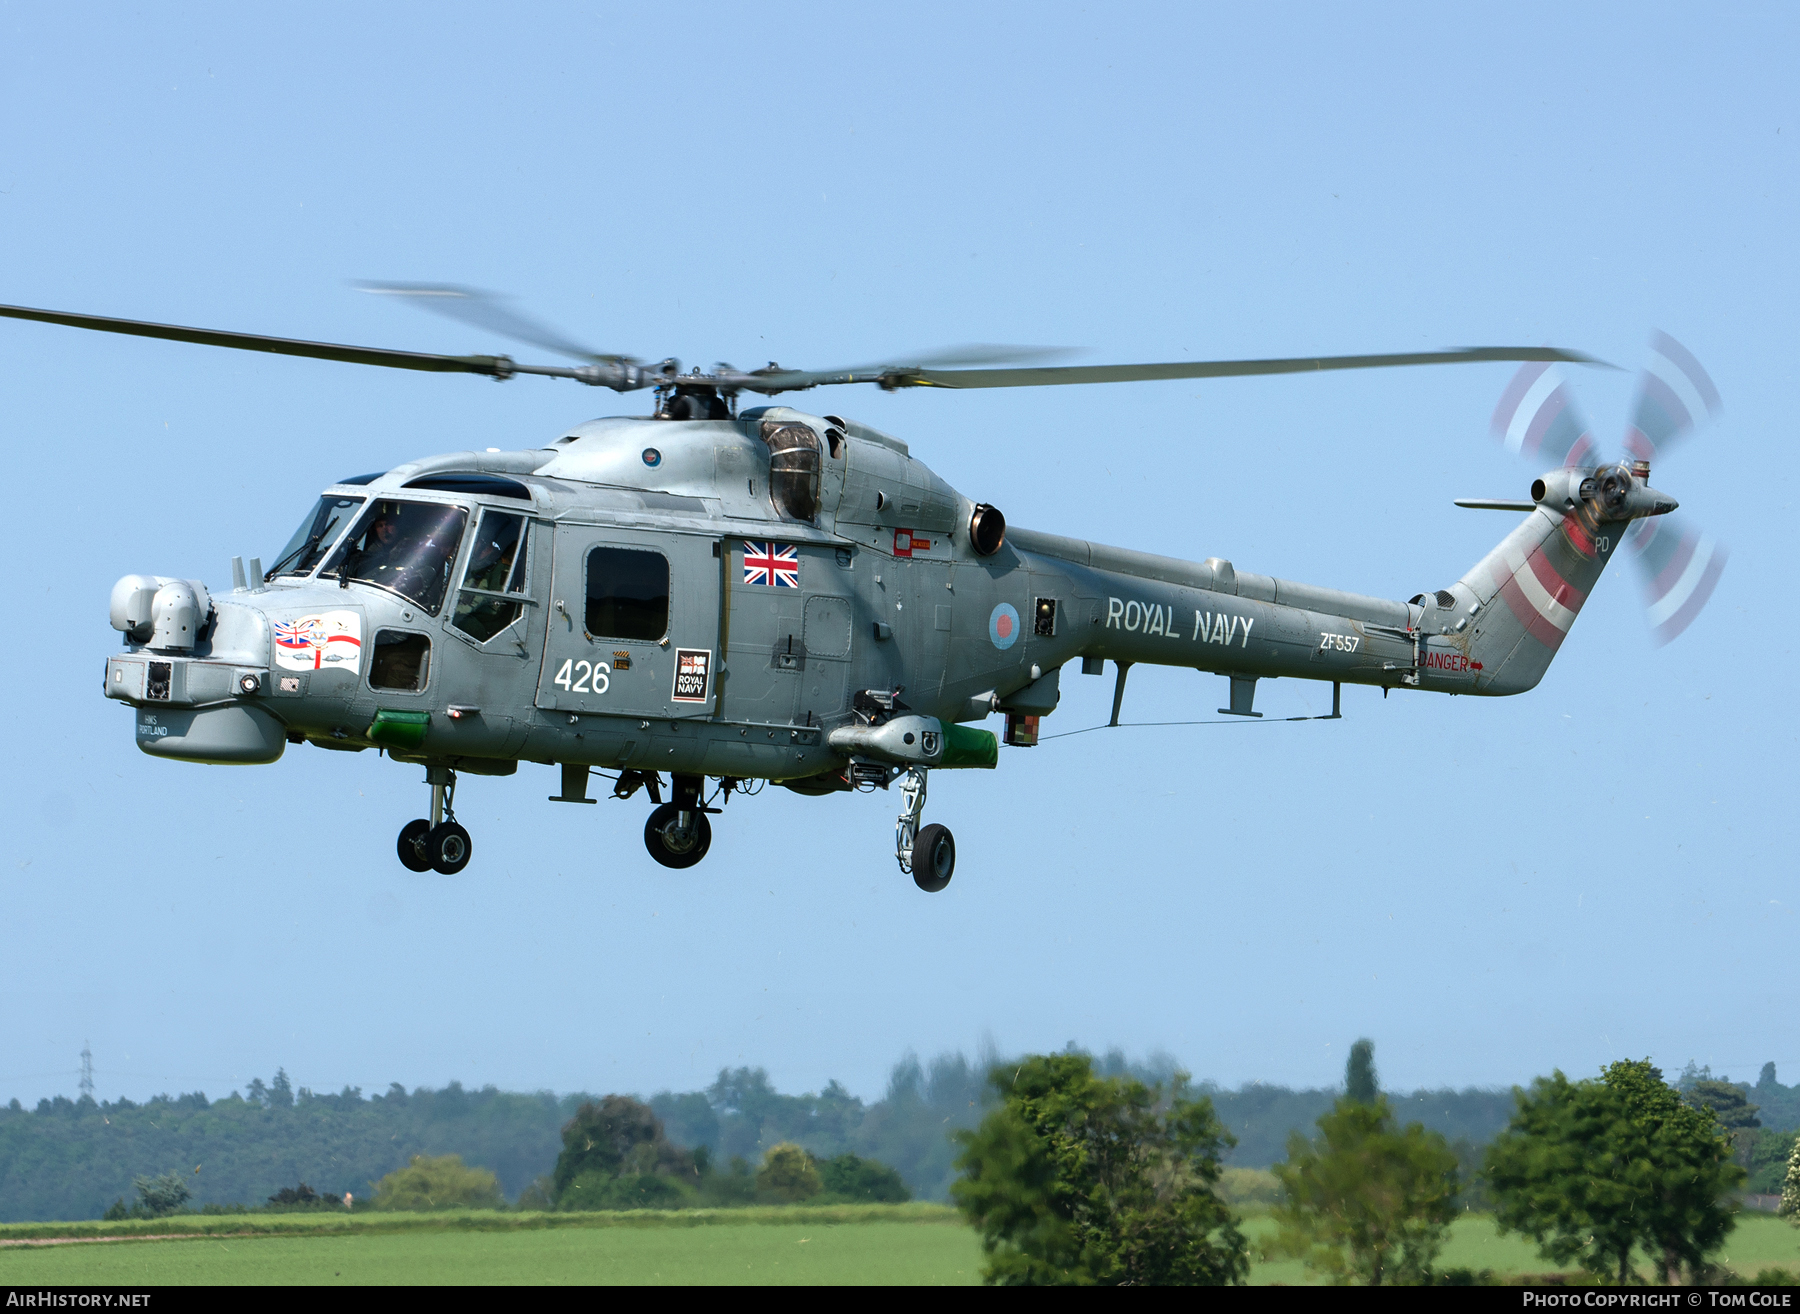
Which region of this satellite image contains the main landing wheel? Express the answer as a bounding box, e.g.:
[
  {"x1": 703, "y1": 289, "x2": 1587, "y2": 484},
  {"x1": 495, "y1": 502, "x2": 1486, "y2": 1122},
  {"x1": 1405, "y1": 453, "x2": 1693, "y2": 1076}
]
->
[
  {"x1": 397, "y1": 818, "x2": 432, "y2": 873},
  {"x1": 644, "y1": 802, "x2": 712, "y2": 869},
  {"x1": 424, "y1": 821, "x2": 473, "y2": 875},
  {"x1": 912, "y1": 823, "x2": 955, "y2": 893}
]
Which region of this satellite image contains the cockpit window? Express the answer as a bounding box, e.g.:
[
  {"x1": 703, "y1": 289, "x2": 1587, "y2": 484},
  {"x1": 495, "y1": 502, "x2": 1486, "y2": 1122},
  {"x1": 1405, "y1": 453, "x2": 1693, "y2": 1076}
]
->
[
  {"x1": 321, "y1": 499, "x2": 468, "y2": 614},
  {"x1": 268, "y1": 496, "x2": 365, "y2": 580},
  {"x1": 452, "y1": 510, "x2": 530, "y2": 643}
]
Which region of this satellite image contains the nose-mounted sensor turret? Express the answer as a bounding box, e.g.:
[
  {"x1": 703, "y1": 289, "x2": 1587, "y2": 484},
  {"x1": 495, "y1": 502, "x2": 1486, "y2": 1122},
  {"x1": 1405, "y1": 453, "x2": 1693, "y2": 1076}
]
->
[{"x1": 109, "y1": 574, "x2": 214, "y2": 650}]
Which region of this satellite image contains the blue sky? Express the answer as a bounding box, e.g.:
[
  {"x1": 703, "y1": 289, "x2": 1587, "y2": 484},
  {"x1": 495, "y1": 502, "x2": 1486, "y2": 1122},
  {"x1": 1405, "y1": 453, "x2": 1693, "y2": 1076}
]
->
[{"x1": 0, "y1": 3, "x2": 1792, "y2": 1106}]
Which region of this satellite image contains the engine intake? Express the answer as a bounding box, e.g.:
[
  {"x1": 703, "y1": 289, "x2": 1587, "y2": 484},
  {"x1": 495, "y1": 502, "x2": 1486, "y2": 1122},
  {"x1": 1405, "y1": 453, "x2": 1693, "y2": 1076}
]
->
[{"x1": 969, "y1": 503, "x2": 1006, "y2": 556}]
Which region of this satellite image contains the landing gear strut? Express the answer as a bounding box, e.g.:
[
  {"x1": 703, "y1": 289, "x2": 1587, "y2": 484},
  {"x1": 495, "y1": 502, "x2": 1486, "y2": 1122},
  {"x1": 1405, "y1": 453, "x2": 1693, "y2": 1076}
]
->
[
  {"x1": 895, "y1": 767, "x2": 954, "y2": 892},
  {"x1": 643, "y1": 773, "x2": 714, "y2": 869},
  {"x1": 397, "y1": 766, "x2": 473, "y2": 875}
]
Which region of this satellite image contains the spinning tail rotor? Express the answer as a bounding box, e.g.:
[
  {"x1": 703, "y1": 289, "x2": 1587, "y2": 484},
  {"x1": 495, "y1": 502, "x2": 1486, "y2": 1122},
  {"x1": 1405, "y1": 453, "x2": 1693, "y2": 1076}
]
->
[
  {"x1": 1490, "y1": 360, "x2": 1601, "y2": 467},
  {"x1": 1626, "y1": 329, "x2": 1723, "y2": 465},
  {"x1": 1487, "y1": 332, "x2": 1726, "y2": 646},
  {"x1": 1628, "y1": 513, "x2": 1728, "y2": 647}
]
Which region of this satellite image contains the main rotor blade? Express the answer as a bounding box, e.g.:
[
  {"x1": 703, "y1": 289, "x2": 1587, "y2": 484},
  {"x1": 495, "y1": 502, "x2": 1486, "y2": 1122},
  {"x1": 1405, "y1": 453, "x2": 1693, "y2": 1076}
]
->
[
  {"x1": 354, "y1": 281, "x2": 631, "y2": 365},
  {"x1": 689, "y1": 344, "x2": 1604, "y2": 397},
  {"x1": 889, "y1": 346, "x2": 1609, "y2": 390},
  {"x1": 707, "y1": 345, "x2": 1074, "y2": 394},
  {"x1": 846, "y1": 343, "x2": 1075, "y2": 371},
  {"x1": 0, "y1": 301, "x2": 524, "y2": 377}
]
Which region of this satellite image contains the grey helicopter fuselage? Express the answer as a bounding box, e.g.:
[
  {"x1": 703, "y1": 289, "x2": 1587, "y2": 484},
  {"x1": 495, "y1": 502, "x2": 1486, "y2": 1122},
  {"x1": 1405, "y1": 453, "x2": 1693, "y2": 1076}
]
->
[
  {"x1": 102, "y1": 403, "x2": 1676, "y2": 875},
  {"x1": 0, "y1": 288, "x2": 1671, "y2": 885}
]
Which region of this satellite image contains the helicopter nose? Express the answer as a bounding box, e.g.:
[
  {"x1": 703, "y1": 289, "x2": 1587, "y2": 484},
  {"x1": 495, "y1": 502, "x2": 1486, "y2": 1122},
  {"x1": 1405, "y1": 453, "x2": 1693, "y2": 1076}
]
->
[{"x1": 105, "y1": 572, "x2": 286, "y2": 763}]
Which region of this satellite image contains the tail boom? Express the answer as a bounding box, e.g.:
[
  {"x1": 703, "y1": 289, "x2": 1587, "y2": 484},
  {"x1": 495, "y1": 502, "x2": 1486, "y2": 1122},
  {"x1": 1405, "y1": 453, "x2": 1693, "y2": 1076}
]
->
[{"x1": 998, "y1": 484, "x2": 1640, "y2": 712}]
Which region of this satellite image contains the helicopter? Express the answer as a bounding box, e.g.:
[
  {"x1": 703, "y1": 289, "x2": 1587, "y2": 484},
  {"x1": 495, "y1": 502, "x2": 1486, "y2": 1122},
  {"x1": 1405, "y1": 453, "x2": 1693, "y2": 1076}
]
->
[{"x1": 0, "y1": 290, "x2": 1725, "y2": 890}]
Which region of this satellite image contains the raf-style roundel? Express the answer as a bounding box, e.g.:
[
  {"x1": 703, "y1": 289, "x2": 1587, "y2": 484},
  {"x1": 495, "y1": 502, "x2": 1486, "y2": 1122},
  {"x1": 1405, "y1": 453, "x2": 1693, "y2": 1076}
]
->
[{"x1": 988, "y1": 602, "x2": 1021, "y2": 650}]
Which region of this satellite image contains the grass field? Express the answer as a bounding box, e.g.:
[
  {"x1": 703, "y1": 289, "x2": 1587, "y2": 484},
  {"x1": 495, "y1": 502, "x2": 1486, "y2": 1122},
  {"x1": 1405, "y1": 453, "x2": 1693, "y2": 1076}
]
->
[
  {"x1": 1243, "y1": 1214, "x2": 1800, "y2": 1284},
  {"x1": 4, "y1": 1208, "x2": 1796, "y2": 1285},
  {"x1": 0, "y1": 1219, "x2": 983, "y2": 1285}
]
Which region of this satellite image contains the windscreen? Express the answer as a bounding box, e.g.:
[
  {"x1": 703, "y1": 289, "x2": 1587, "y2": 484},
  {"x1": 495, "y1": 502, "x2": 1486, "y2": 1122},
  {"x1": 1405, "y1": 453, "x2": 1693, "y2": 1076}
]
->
[
  {"x1": 322, "y1": 499, "x2": 468, "y2": 614},
  {"x1": 267, "y1": 496, "x2": 364, "y2": 580}
]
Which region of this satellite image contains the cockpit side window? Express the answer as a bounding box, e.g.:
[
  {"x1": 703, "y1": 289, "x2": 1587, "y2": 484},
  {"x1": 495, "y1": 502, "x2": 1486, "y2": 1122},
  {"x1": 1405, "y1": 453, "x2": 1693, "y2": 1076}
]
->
[
  {"x1": 369, "y1": 630, "x2": 431, "y2": 691},
  {"x1": 452, "y1": 510, "x2": 530, "y2": 643},
  {"x1": 268, "y1": 496, "x2": 365, "y2": 580},
  {"x1": 320, "y1": 499, "x2": 468, "y2": 614},
  {"x1": 763, "y1": 422, "x2": 821, "y2": 522}
]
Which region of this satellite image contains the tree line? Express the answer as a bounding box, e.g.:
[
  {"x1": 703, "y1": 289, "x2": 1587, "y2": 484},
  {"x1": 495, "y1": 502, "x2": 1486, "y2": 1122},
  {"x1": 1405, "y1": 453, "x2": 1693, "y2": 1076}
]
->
[
  {"x1": 2, "y1": 1049, "x2": 1795, "y2": 1224},
  {"x1": 98, "y1": 1095, "x2": 914, "y2": 1223},
  {"x1": 954, "y1": 1041, "x2": 1800, "y2": 1286},
  {"x1": 74, "y1": 1039, "x2": 1798, "y2": 1286}
]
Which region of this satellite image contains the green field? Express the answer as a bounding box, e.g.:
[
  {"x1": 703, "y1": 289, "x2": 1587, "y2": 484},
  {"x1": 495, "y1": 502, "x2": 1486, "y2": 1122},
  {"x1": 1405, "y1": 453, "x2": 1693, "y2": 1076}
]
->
[
  {"x1": 4, "y1": 1208, "x2": 1796, "y2": 1285},
  {"x1": 1242, "y1": 1214, "x2": 1800, "y2": 1284},
  {"x1": 0, "y1": 1219, "x2": 983, "y2": 1286}
]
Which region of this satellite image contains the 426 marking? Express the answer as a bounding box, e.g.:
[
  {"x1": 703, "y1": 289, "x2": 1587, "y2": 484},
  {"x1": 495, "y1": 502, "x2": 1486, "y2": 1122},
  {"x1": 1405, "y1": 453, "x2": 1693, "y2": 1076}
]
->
[{"x1": 552, "y1": 658, "x2": 610, "y2": 695}]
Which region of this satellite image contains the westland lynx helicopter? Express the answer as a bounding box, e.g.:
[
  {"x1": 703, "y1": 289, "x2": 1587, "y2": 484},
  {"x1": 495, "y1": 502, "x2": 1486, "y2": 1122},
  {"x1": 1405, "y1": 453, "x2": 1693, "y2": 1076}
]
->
[{"x1": 1, "y1": 291, "x2": 1726, "y2": 889}]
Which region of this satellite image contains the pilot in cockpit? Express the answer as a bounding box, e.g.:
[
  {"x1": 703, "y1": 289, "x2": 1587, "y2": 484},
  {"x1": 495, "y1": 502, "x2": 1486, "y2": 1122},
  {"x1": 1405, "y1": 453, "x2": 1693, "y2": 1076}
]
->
[
  {"x1": 350, "y1": 505, "x2": 408, "y2": 583},
  {"x1": 334, "y1": 500, "x2": 468, "y2": 613},
  {"x1": 462, "y1": 528, "x2": 519, "y2": 593}
]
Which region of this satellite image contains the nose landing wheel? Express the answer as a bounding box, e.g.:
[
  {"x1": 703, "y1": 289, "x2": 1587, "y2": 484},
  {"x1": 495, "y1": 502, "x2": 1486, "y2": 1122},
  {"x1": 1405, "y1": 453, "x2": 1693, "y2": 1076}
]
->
[
  {"x1": 397, "y1": 818, "x2": 432, "y2": 872},
  {"x1": 423, "y1": 820, "x2": 472, "y2": 874},
  {"x1": 396, "y1": 767, "x2": 474, "y2": 874}
]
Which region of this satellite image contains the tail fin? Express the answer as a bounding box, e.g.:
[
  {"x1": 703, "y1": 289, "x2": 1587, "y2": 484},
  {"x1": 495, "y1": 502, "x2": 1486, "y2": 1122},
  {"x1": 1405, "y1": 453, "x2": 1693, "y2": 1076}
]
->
[{"x1": 1458, "y1": 500, "x2": 1619, "y2": 695}]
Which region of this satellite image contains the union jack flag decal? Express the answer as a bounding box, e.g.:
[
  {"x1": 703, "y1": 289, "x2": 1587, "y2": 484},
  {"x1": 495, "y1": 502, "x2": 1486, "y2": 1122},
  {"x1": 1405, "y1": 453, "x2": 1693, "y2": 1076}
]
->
[
  {"x1": 742, "y1": 541, "x2": 799, "y2": 587},
  {"x1": 273, "y1": 618, "x2": 320, "y2": 651}
]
